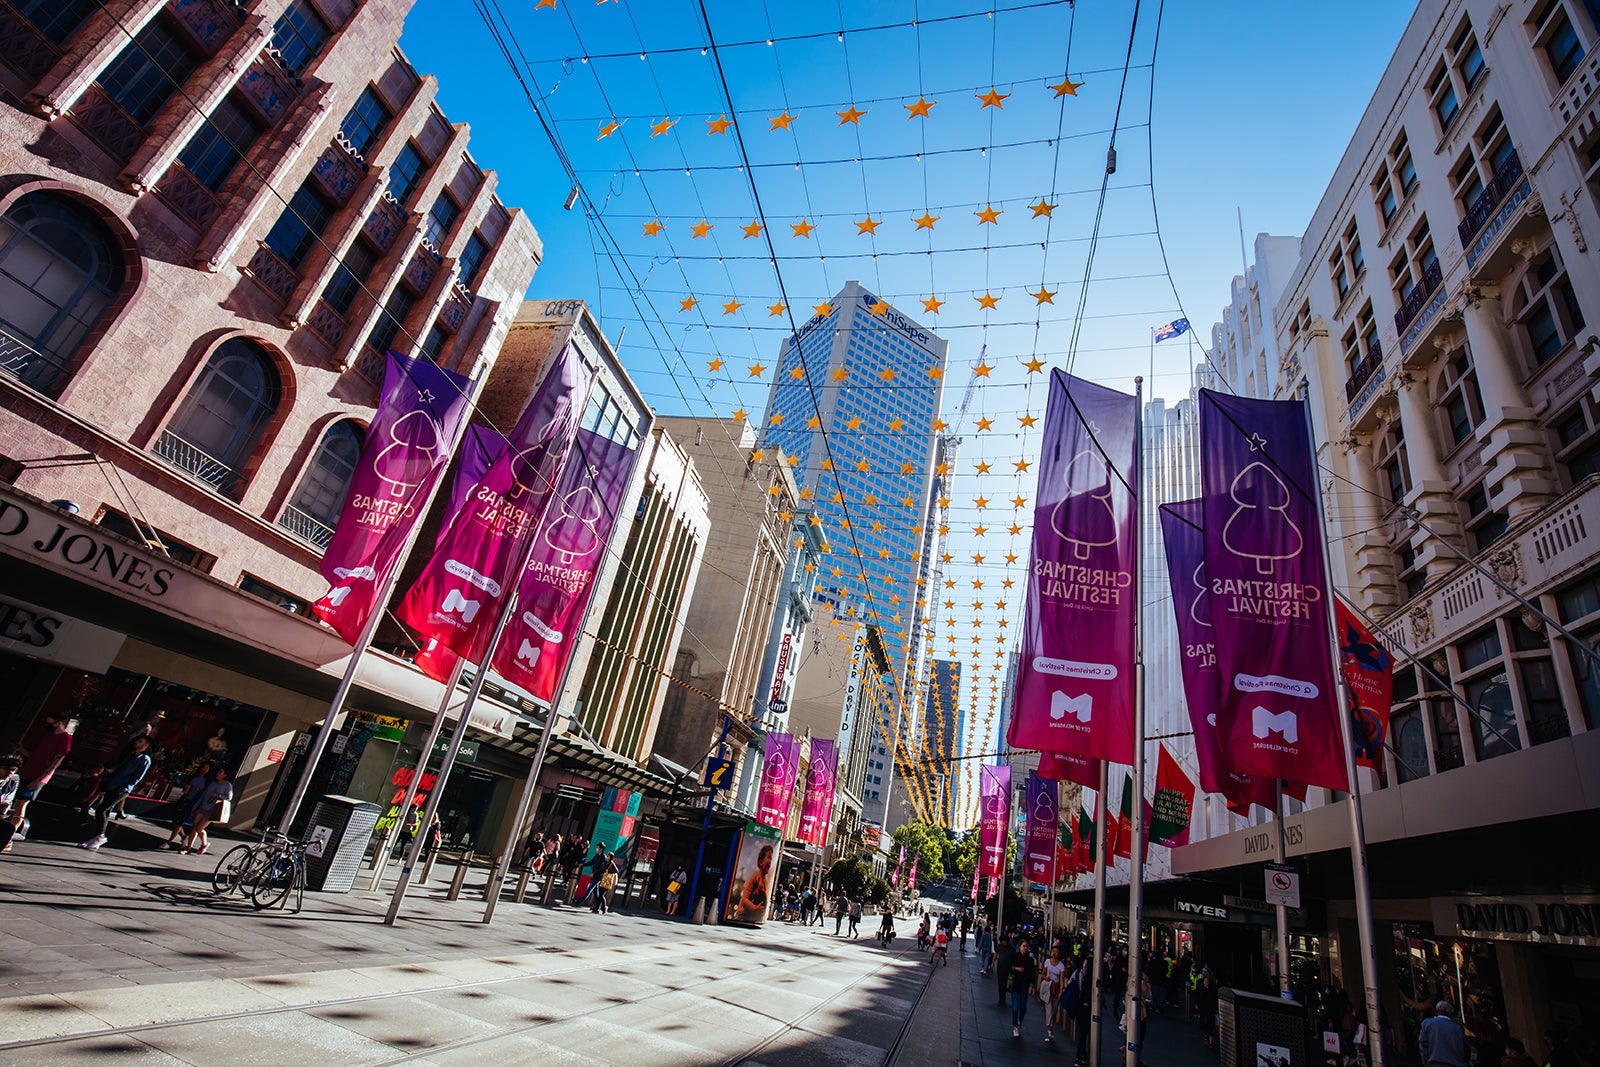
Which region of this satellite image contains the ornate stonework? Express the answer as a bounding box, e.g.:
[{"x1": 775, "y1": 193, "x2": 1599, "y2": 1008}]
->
[{"x1": 1410, "y1": 602, "x2": 1435, "y2": 646}]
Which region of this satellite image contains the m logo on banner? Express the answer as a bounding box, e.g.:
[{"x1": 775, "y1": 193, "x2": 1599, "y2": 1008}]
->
[
  {"x1": 441, "y1": 589, "x2": 480, "y2": 623},
  {"x1": 1051, "y1": 691, "x2": 1092, "y2": 723},
  {"x1": 516, "y1": 640, "x2": 541, "y2": 668},
  {"x1": 1252, "y1": 707, "x2": 1299, "y2": 744}
]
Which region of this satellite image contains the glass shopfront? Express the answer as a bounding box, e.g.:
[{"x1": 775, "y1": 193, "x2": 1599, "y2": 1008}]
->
[{"x1": 1392, "y1": 923, "x2": 1508, "y2": 1067}]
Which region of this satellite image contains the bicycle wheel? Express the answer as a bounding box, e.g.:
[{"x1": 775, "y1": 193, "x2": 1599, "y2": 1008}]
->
[
  {"x1": 251, "y1": 856, "x2": 295, "y2": 910},
  {"x1": 212, "y1": 845, "x2": 257, "y2": 895},
  {"x1": 288, "y1": 859, "x2": 305, "y2": 914}
]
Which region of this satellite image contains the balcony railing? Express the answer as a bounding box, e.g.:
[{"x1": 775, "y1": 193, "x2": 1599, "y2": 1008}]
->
[
  {"x1": 71, "y1": 83, "x2": 146, "y2": 162},
  {"x1": 1394, "y1": 258, "x2": 1445, "y2": 334},
  {"x1": 0, "y1": 0, "x2": 63, "y2": 81},
  {"x1": 0, "y1": 325, "x2": 69, "y2": 396},
  {"x1": 1344, "y1": 342, "x2": 1385, "y2": 403},
  {"x1": 152, "y1": 430, "x2": 239, "y2": 494},
  {"x1": 1456, "y1": 150, "x2": 1524, "y2": 248},
  {"x1": 245, "y1": 243, "x2": 296, "y2": 305},
  {"x1": 278, "y1": 504, "x2": 335, "y2": 550}
]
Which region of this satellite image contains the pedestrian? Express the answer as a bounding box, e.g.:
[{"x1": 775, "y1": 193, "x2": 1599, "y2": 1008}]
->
[
  {"x1": 181, "y1": 766, "x2": 232, "y2": 855},
  {"x1": 520, "y1": 829, "x2": 544, "y2": 869},
  {"x1": 665, "y1": 863, "x2": 688, "y2": 915},
  {"x1": 800, "y1": 888, "x2": 815, "y2": 925},
  {"x1": 1041, "y1": 944, "x2": 1068, "y2": 1044},
  {"x1": 592, "y1": 852, "x2": 620, "y2": 914},
  {"x1": 834, "y1": 894, "x2": 849, "y2": 935},
  {"x1": 1069, "y1": 964, "x2": 1093, "y2": 1065},
  {"x1": 960, "y1": 912, "x2": 972, "y2": 952},
  {"x1": 1420, "y1": 1002, "x2": 1468, "y2": 1067},
  {"x1": 995, "y1": 932, "x2": 1016, "y2": 1005},
  {"x1": 0, "y1": 754, "x2": 21, "y2": 854},
  {"x1": 1502, "y1": 1037, "x2": 1538, "y2": 1067},
  {"x1": 160, "y1": 762, "x2": 214, "y2": 850},
  {"x1": 976, "y1": 923, "x2": 993, "y2": 974},
  {"x1": 9, "y1": 715, "x2": 74, "y2": 840},
  {"x1": 848, "y1": 898, "x2": 863, "y2": 939},
  {"x1": 424, "y1": 813, "x2": 443, "y2": 861},
  {"x1": 1196, "y1": 963, "x2": 1220, "y2": 1050},
  {"x1": 1008, "y1": 939, "x2": 1039, "y2": 1039},
  {"x1": 80, "y1": 737, "x2": 152, "y2": 850},
  {"x1": 577, "y1": 847, "x2": 611, "y2": 907}
]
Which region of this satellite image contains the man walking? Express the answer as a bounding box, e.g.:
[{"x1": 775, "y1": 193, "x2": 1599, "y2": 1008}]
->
[
  {"x1": 834, "y1": 894, "x2": 849, "y2": 935},
  {"x1": 9, "y1": 715, "x2": 74, "y2": 839},
  {"x1": 1420, "y1": 1002, "x2": 1469, "y2": 1067},
  {"x1": 960, "y1": 912, "x2": 972, "y2": 952},
  {"x1": 847, "y1": 898, "x2": 863, "y2": 939}
]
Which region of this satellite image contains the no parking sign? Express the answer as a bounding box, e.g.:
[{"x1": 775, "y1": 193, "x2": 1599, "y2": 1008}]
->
[{"x1": 1265, "y1": 863, "x2": 1301, "y2": 908}]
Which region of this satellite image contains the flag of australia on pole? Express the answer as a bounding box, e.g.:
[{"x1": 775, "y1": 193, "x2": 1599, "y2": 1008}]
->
[{"x1": 1154, "y1": 318, "x2": 1191, "y2": 343}]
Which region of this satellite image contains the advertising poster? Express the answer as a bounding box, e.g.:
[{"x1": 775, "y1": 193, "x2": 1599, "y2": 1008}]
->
[
  {"x1": 724, "y1": 820, "x2": 781, "y2": 926},
  {"x1": 573, "y1": 786, "x2": 640, "y2": 900}
]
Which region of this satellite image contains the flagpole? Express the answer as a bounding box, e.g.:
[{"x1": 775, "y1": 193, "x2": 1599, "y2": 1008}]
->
[
  {"x1": 1124, "y1": 378, "x2": 1147, "y2": 1067},
  {"x1": 384, "y1": 585, "x2": 520, "y2": 925},
  {"x1": 279, "y1": 373, "x2": 486, "y2": 834},
  {"x1": 1271, "y1": 777, "x2": 1292, "y2": 996},
  {"x1": 372, "y1": 655, "x2": 467, "y2": 885},
  {"x1": 1303, "y1": 397, "x2": 1387, "y2": 1067},
  {"x1": 1089, "y1": 759, "x2": 1110, "y2": 1067}
]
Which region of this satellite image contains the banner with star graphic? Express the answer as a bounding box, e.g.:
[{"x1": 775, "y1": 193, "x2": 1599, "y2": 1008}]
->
[
  {"x1": 1010, "y1": 370, "x2": 1139, "y2": 764},
  {"x1": 1199, "y1": 389, "x2": 1347, "y2": 792}
]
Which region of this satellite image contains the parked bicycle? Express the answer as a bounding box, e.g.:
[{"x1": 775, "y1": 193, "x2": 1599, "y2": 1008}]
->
[
  {"x1": 211, "y1": 829, "x2": 287, "y2": 898},
  {"x1": 210, "y1": 828, "x2": 305, "y2": 911}
]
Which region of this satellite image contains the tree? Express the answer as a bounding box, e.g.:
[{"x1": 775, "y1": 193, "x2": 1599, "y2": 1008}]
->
[
  {"x1": 955, "y1": 826, "x2": 1017, "y2": 881},
  {"x1": 826, "y1": 854, "x2": 873, "y2": 899},
  {"x1": 891, "y1": 820, "x2": 949, "y2": 883}
]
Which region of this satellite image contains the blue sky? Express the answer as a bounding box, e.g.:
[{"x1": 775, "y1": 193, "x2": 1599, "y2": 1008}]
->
[{"x1": 398, "y1": 0, "x2": 1415, "y2": 821}]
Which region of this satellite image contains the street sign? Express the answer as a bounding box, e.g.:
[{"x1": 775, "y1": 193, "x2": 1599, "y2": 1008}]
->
[
  {"x1": 1265, "y1": 862, "x2": 1301, "y2": 908},
  {"x1": 704, "y1": 757, "x2": 733, "y2": 791},
  {"x1": 769, "y1": 699, "x2": 788, "y2": 715}
]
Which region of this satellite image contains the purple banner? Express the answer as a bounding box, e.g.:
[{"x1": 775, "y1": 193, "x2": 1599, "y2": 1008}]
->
[
  {"x1": 315, "y1": 352, "x2": 474, "y2": 643},
  {"x1": 1022, "y1": 773, "x2": 1059, "y2": 885},
  {"x1": 1011, "y1": 371, "x2": 1139, "y2": 764},
  {"x1": 755, "y1": 733, "x2": 800, "y2": 833},
  {"x1": 491, "y1": 429, "x2": 638, "y2": 701},
  {"x1": 977, "y1": 764, "x2": 1011, "y2": 879},
  {"x1": 1159, "y1": 500, "x2": 1276, "y2": 813},
  {"x1": 398, "y1": 345, "x2": 588, "y2": 665},
  {"x1": 796, "y1": 739, "x2": 837, "y2": 847},
  {"x1": 1199, "y1": 390, "x2": 1347, "y2": 792}
]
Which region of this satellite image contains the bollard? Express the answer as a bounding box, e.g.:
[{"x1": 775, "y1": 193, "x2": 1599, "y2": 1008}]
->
[
  {"x1": 421, "y1": 848, "x2": 439, "y2": 885},
  {"x1": 446, "y1": 850, "x2": 474, "y2": 901},
  {"x1": 690, "y1": 895, "x2": 705, "y2": 925},
  {"x1": 541, "y1": 870, "x2": 557, "y2": 905},
  {"x1": 365, "y1": 846, "x2": 390, "y2": 892},
  {"x1": 708, "y1": 897, "x2": 719, "y2": 925},
  {"x1": 367, "y1": 827, "x2": 394, "y2": 871},
  {"x1": 514, "y1": 866, "x2": 533, "y2": 904},
  {"x1": 482, "y1": 854, "x2": 503, "y2": 902}
]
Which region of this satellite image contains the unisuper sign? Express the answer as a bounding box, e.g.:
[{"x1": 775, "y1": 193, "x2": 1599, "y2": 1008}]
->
[{"x1": 1433, "y1": 895, "x2": 1600, "y2": 948}]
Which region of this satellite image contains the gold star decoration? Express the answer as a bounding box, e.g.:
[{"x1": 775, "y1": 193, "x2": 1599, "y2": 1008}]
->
[
  {"x1": 649, "y1": 117, "x2": 677, "y2": 137},
  {"x1": 768, "y1": 301, "x2": 788, "y2": 317},
  {"x1": 536, "y1": 0, "x2": 555, "y2": 8},
  {"x1": 1024, "y1": 356, "x2": 1046, "y2": 373},
  {"x1": 708, "y1": 357, "x2": 724, "y2": 371},
  {"x1": 788, "y1": 366, "x2": 804, "y2": 380},
  {"x1": 792, "y1": 218, "x2": 816, "y2": 238},
  {"x1": 832, "y1": 366, "x2": 850, "y2": 382},
  {"x1": 1011, "y1": 495, "x2": 1028, "y2": 508},
  {"x1": 597, "y1": 120, "x2": 620, "y2": 139},
  {"x1": 642, "y1": 218, "x2": 664, "y2": 236},
  {"x1": 974, "y1": 495, "x2": 990, "y2": 508},
  {"x1": 1013, "y1": 459, "x2": 1031, "y2": 473},
  {"x1": 868, "y1": 299, "x2": 891, "y2": 316},
  {"x1": 922, "y1": 295, "x2": 945, "y2": 314},
  {"x1": 975, "y1": 461, "x2": 992, "y2": 474},
  {"x1": 926, "y1": 366, "x2": 945, "y2": 379},
  {"x1": 1018, "y1": 412, "x2": 1038, "y2": 427},
  {"x1": 1032, "y1": 286, "x2": 1057, "y2": 304},
  {"x1": 973, "y1": 361, "x2": 993, "y2": 378},
  {"x1": 679, "y1": 296, "x2": 699, "y2": 311},
  {"x1": 976, "y1": 87, "x2": 1010, "y2": 109},
  {"x1": 750, "y1": 448, "x2": 766, "y2": 463},
  {"x1": 976, "y1": 292, "x2": 1000, "y2": 309},
  {"x1": 846, "y1": 415, "x2": 862, "y2": 430},
  {"x1": 691, "y1": 219, "x2": 713, "y2": 238},
  {"x1": 706, "y1": 113, "x2": 732, "y2": 135},
  {"x1": 813, "y1": 301, "x2": 836, "y2": 317},
  {"x1": 732, "y1": 408, "x2": 747, "y2": 421},
  {"x1": 837, "y1": 104, "x2": 866, "y2": 124},
  {"x1": 1029, "y1": 200, "x2": 1057, "y2": 218},
  {"x1": 888, "y1": 417, "x2": 905, "y2": 432},
  {"x1": 722, "y1": 299, "x2": 743, "y2": 315},
  {"x1": 932, "y1": 417, "x2": 949, "y2": 430},
  {"x1": 974, "y1": 204, "x2": 1002, "y2": 225},
  {"x1": 1009, "y1": 522, "x2": 1023, "y2": 535},
  {"x1": 740, "y1": 220, "x2": 764, "y2": 239},
  {"x1": 974, "y1": 524, "x2": 988, "y2": 536},
  {"x1": 975, "y1": 417, "x2": 993, "y2": 432},
  {"x1": 769, "y1": 110, "x2": 797, "y2": 131},
  {"x1": 854, "y1": 216, "x2": 880, "y2": 235},
  {"x1": 972, "y1": 553, "x2": 986, "y2": 564},
  {"x1": 904, "y1": 96, "x2": 936, "y2": 118},
  {"x1": 913, "y1": 211, "x2": 940, "y2": 230},
  {"x1": 1050, "y1": 76, "x2": 1084, "y2": 97},
  {"x1": 748, "y1": 362, "x2": 766, "y2": 377},
  {"x1": 879, "y1": 367, "x2": 897, "y2": 381}
]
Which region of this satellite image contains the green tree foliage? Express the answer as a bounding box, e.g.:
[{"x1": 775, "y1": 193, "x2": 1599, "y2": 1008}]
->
[
  {"x1": 826, "y1": 854, "x2": 873, "y2": 899},
  {"x1": 890, "y1": 820, "x2": 950, "y2": 883},
  {"x1": 953, "y1": 827, "x2": 1016, "y2": 880}
]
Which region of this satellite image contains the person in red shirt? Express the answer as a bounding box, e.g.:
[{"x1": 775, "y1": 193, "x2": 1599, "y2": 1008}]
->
[{"x1": 9, "y1": 716, "x2": 75, "y2": 838}]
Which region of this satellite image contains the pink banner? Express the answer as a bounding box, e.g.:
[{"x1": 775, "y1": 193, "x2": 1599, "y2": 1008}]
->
[
  {"x1": 315, "y1": 352, "x2": 474, "y2": 643},
  {"x1": 1010, "y1": 371, "x2": 1139, "y2": 764},
  {"x1": 1158, "y1": 499, "x2": 1275, "y2": 813},
  {"x1": 490, "y1": 429, "x2": 639, "y2": 701},
  {"x1": 398, "y1": 345, "x2": 589, "y2": 665},
  {"x1": 755, "y1": 733, "x2": 800, "y2": 832},
  {"x1": 1037, "y1": 750, "x2": 1104, "y2": 791},
  {"x1": 977, "y1": 763, "x2": 1011, "y2": 879},
  {"x1": 1022, "y1": 772, "x2": 1058, "y2": 884},
  {"x1": 1199, "y1": 390, "x2": 1347, "y2": 792},
  {"x1": 796, "y1": 739, "x2": 837, "y2": 847}
]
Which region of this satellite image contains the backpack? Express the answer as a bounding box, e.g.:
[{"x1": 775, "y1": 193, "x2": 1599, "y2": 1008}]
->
[{"x1": 1062, "y1": 973, "x2": 1082, "y2": 1015}]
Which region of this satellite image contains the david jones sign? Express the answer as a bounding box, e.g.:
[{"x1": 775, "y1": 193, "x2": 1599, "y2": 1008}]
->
[{"x1": 1433, "y1": 895, "x2": 1600, "y2": 948}]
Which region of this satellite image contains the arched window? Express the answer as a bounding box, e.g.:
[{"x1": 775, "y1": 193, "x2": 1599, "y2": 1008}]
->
[
  {"x1": 0, "y1": 191, "x2": 126, "y2": 395},
  {"x1": 156, "y1": 339, "x2": 280, "y2": 494},
  {"x1": 283, "y1": 420, "x2": 365, "y2": 547}
]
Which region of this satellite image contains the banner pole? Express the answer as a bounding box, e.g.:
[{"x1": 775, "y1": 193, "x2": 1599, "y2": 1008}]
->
[
  {"x1": 1124, "y1": 377, "x2": 1147, "y2": 1067},
  {"x1": 384, "y1": 586, "x2": 520, "y2": 925},
  {"x1": 279, "y1": 370, "x2": 486, "y2": 833},
  {"x1": 1303, "y1": 397, "x2": 1387, "y2": 1067},
  {"x1": 1272, "y1": 777, "x2": 1292, "y2": 996},
  {"x1": 375, "y1": 656, "x2": 467, "y2": 880},
  {"x1": 1089, "y1": 759, "x2": 1110, "y2": 1067}
]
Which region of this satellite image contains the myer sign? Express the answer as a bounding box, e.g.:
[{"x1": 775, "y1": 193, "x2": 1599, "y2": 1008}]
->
[{"x1": 1433, "y1": 895, "x2": 1600, "y2": 948}]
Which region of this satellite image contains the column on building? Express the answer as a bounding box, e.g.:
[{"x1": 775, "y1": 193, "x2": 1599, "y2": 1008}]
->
[
  {"x1": 1340, "y1": 429, "x2": 1399, "y2": 615},
  {"x1": 1458, "y1": 291, "x2": 1557, "y2": 522},
  {"x1": 1392, "y1": 367, "x2": 1464, "y2": 580}
]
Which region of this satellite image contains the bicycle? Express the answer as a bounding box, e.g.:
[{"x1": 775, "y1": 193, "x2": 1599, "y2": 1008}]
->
[
  {"x1": 211, "y1": 829, "x2": 288, "y2": 897},
  {"x1": 250, "y1": 837, "x2": 307, "y2": 913}
]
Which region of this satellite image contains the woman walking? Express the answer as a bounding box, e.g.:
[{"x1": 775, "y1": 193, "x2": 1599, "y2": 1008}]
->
[
  {"x1": 1041, "y1": 943, "x2": 1068, "y2": 1044},
  {"x1": 181, "y1": 766, "x2": 232, "y2": 855},
  {"x1": 161, "y1": 761, "x2": 214, "y2": 850},
  {"x1": 80, "y1": 737, "x2": 152, "y2": 850}
]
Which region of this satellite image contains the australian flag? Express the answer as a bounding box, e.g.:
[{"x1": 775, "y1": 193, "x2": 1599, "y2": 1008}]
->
[{"x1": 1153, "y1": 318, "x2": 1191, "y2": 343}]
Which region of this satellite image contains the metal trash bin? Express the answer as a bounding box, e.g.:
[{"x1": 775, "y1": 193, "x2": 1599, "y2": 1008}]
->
[
  {"x1": 302, "y1": 795, "x2": 382, "y2": 893},
  {"x1": 1220, "y1": 987, "x2": 1311, "y2": 1067}
]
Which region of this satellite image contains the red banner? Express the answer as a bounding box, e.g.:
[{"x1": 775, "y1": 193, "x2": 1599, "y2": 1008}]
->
[
  {"x1": 1150, "y1": 744, "x2": 1195, "y2": 847},
  {"x1": 1336, "y1": 598, "x2": 1393, "y2": 771}
]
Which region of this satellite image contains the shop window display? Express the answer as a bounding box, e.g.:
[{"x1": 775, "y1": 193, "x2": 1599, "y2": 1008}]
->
[{"x1": 1392, "y1": 923, "x2": 1508, "y2": 1066}]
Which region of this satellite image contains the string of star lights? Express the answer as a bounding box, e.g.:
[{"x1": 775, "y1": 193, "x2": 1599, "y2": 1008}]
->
[{"x1": 463, "y1": 0, "x2": 1171, "y2": 829}]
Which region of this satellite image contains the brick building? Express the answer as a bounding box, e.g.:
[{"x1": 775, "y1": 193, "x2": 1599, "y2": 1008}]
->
[{"x1": 0, "y1": 0, "x2": 540, "y2": 832}]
